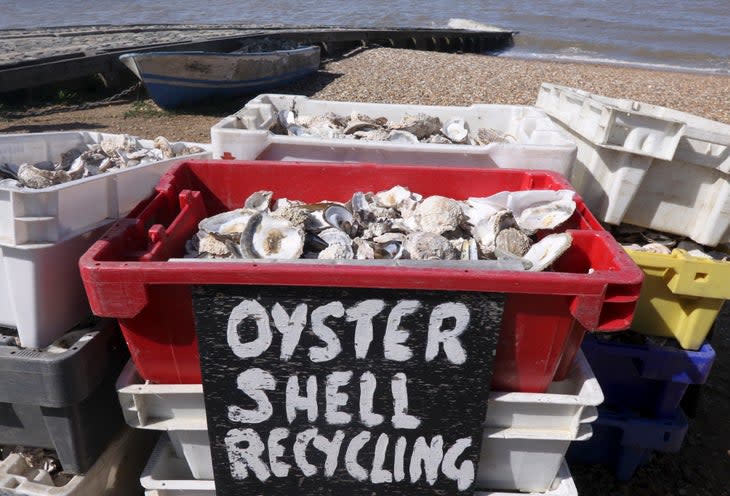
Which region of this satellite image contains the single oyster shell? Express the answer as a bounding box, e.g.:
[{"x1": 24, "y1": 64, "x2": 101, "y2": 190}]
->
[
  {"x1": 630, "y1": 242, "x2": 672, "y2": 255},
  {"x1": 153, "y1": 136, "x2": 175, "y2": 158},
  {"x1": 324, "y1": 204, "x2": 356, "y2": 235},
  {"x1": 495, "y1": 227, "x2": 532, "y2": 257},
  {"x1": 388, "y1": 130, "x2": 419, "y2": 144},
  {"x1": 374, "y1": 185, "x2": 412, "y2": 209},
  {"x1": 425, "y1": 134, "x2": 453, "y2": 144},
  {"x1": 392, "y1": 113, "x2": 442, "y2": 139},
  {"x1": 318, "y1": 227, "x2": 353, "y2": 247},
  {"x1": 345, "y1": 120, "x2": 380, "y2": 135},
  {"x1": 199, "y1": 209, "x2": 254, "y2": 235},
  {"x1": 354, "y1": 238, "x2": 375, "y2": 260},
  {"x1": 17, "y1": 163, "x2": 70, "y2": 189},
  {"x1": 199, "y1": 233, "x2": 236, "y2": 258},
  {"x1": 352, "y1": 129, "x2": 390, "y2": 141},
  {"x1": 244, "y1": 190, "x2": 273, "y2": 212},
  {"x1": 473, "y1": 210, "x2": 517, "y2": 257},
  {"x1": 463, "y1": 197, "x2": 503, "y2": 226},
  {"x1": 403, "y1": 232, "x2": 459, "y2": 260},
  {"x1": 318, "y1": 243, "x2": 354, "y2": 260},
  {"x1": 441, "y1": 117, "x2": 468, "y2": 143},
  {"x1": 517, "y1": 200, "x2": 576, "y2": 232},
  {"x1": 240, "y1": 212, "x2": 304, "y2": 259},
  {"x1": 413, "y1": 195, "x2": 463, "y2": 234},
  {"x1": 473, "y1": 127, "x2": 515, "y2": 145},
  {"x1": 374, "y1": 240, "x2": 404, "y2": 259},
  {"x1": 523, "y1": 233, "x2": 572, "y2": 272}
]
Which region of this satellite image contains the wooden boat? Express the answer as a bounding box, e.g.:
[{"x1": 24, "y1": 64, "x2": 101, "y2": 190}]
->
[{"x1": 119, "y1": 44, "x2": 320, "y2": 109}]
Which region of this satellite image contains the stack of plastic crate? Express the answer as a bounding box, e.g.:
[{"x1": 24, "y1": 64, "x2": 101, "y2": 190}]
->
[
  {"x1": 0, "y1": 131, "x2": 209, "y2": 494},
  {"x1": 73, "y1": 158, "x2": 649, "y2": 494},
  {"x1": 535, "y1": 83, "x2": 728, "y2": 480}
]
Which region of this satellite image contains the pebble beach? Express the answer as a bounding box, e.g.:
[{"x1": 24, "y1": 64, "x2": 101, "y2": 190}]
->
[
  {"x1": 2, "y1": 47, "x2": 729, "y2": 140},
  {"x1": 1, "y1": 45, "x2": 730, "y2": 496}
]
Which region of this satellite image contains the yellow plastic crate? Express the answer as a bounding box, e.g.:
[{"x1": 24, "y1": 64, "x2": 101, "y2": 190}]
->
[{"x1": 626, "y1": 248, "x2": 729, "y2": 349}]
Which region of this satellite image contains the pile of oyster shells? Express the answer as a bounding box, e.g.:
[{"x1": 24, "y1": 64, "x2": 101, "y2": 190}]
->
[
  {"x1": 269, "y1": 109, "x2": 516, "y2": 145},
  {"x1": 186, "y1": 186, "x2": 577, "y2": 272},
  {"x1": 612, "y1": 225, "x2": 729, "y2": 261},
  {"x1": 0, "y1": 135, "x2": 204, "y2": 189}
]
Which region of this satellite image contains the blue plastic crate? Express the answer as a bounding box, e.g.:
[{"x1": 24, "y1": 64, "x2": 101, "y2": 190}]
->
[
  {"x1": 581, "y1": 332, "x2": 715, "y2": 417},
  {"x1": 566, "y1": 406, "x2": 688, "y2": 481}
]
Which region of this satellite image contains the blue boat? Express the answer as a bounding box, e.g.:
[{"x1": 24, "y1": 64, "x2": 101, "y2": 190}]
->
[{"x1": 119, "y1": 44, "x2": 320, "y2": 109}]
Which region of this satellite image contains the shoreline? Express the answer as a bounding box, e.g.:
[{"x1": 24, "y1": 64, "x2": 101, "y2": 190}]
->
[{"x1": 1, "y1": 46, "x2": 729, "y2": 139}]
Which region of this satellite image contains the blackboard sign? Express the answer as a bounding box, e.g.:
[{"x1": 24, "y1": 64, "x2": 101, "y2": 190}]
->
[{"x1": 193, "y1": 285, "x2": 503, "y2": 496}]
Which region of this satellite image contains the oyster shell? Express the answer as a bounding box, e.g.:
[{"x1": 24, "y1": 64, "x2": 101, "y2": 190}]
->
[
  {"x1": 441, "y1": 117, "x2": 468, "y2": 144},
  {"x1": 388, "y1": 130, "x2": 419, "y2": 144},
  {"x1": 392, "y1": 113, "x2": 442, "y2": 139},
  {"x1": 240, "y1": 212, "x2": 304, "y2": 259},
  {"x1": 413, "y1": 195, "x2": 463, "y2": 234},
  {"x1": 374, "y1": 185, "x2": 412, "y2": 209},
  {"x1": 318, "y1": 243, "x2": 354, "y2": 260},
  {"x1": 403, "y1": 232, "x2": 458, "y2": 260},
  {"x1": 495, "y1": 227, "x2": 532, "y2": 257},
  {"x1": 244, "y1": 190, "x2": 273, "y2": 212},
  {"x1": 523, "y1": 233, "x2": 572, "y2": 272},
  {"x1": 473, "y1": 210, "x2": 517, "y2": 257},
  {"x1": 324, "y1": 204, "x2": 356, "y2": 235}
]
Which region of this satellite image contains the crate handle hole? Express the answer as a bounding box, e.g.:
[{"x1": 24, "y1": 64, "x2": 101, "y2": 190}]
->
[{"x1": 694, "y1": 272, "x2": 708, "y2": 282}]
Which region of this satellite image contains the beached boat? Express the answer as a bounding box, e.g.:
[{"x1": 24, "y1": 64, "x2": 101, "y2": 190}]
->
[{"x1": 119, "y1": 43, "x2": 320, "y2": 109}]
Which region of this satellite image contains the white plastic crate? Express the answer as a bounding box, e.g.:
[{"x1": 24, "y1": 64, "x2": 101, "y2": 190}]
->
[
  {"x1": 0, "y1": 427, "x2": 156, "y2": 495},
  {"x1": 116, "y1": 351, "x2": 600, "y2": 434},
  {"x1": 555, "y1": 120, "x2": 730, "y2": 246},
  {"x1": 476, "y1": 460, "x2": 577, "y2": 496},
  {"x1": 477, "y1": 424, "x2": 591, "y2": 492},
  {"x1": 537, "y1": 84, "x2": 730, "y2": 246},
  {"x1": 488, "y1": 349, "x2": 602, "y2": 434},
  {"x1": 536, "y1": 83, "x2": 686, "y2": 160},
  {"x1": 118, "y1": 351, "x2": 600, "y2": 487},
  {"x1": 210, "y1": 94, "x2": 577, "y2": 177},
  {"x1": 140, "y1": 435, "x2": 578, "y2": 496},
  {"x1": 0, "y1": 222, "x2": 112, "y2": 348},
  {"x1": 0, "y1": 131, "x2": 210, "y2": 246}
]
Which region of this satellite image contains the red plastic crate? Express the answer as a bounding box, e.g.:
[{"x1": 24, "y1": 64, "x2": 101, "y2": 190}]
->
[{"x1": 79, "y1": 160, "x2": 643, "y2": 392}]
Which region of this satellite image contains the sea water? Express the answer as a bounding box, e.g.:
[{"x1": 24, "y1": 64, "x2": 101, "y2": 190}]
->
[{"x1": 1, "y1": 0, "x2": 729, "y2": 75}]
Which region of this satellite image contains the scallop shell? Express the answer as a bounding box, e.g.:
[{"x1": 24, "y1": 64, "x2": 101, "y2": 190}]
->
[
  {"x1": 403, "y1": 232, "x2": 458, "y2": 260},
  {"x1": 240, "y1": 212, "x2": 304, "y2": 259},
  {"x1": 441, "y1": 117, "x2": 468, "y2": 144},
  {"x1": 523, "y1": 233, "x2": 572, "y2": 272},
  {"x1": 413, "y1": 195, "x2": 463, "y2": 235}
]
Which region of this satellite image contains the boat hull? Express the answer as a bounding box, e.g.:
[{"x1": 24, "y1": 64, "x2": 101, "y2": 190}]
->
[{"x1": 119, "y1": 46, "x2": 320, "y2": 109}]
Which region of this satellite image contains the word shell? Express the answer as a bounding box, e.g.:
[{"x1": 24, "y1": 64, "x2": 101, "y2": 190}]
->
[{"x1": 193, "y1": 285, "x2": 503, "y2": 496}]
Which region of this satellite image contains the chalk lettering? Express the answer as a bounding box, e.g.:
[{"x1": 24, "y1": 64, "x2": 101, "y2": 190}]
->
[
  {"x1": 225, "y1": 428, "x2": 270, "y2": 481},
  {"x1": 358, "y1": 371, "x2": 384, "y2": 428},
  {"x1": 383, "y1": 300, "x2": 419, "y2": 361},
  {"x1": 294, "y1": 428, "x2": 318, "y2": 477},
  {"x1": 409, "y1": 435, "x2": 444, "y2": 486},
  {"x1": 309, "y1": 302, "x2": 345, "y2": 362},
  {"x1": 228, "y1": 368, "x2": 275, "y2": 424},
  {"x1": 345, "y1": 431, "x2": 371, "y2": 481},
  {"x1": 227, "y1": 300, "x2": 271, "y2": 359},
  {"x1": 370, "y1": 433, "x2": 392, "y2": 483},
  {"x1": 325, "y1": 371, "x2": 353, "y2": 425},
  {"x1": 286, "y1": 375, "x2": 318, "y2": 423},
  {"x1": 391, "y1": 373, "x2": 420, "y2": 429},
  {"x1": 267, "y1": 428, "x2": 291, "y2": 478},
  {"x1": 426, "y1": 302, "x2": 470, "y2": 364},
  {"x1": 313, "y1": 430, "x2": 346, "y2": 478},
  {"x1": 442, "y1": 437, "x2": 475, "y2": 491},
  {"x1": 271, "y1": 303, "x2": 307, "y2": 361},
  {"x1": 345, "y1": 299, "x2": 386, "y2": 359}
]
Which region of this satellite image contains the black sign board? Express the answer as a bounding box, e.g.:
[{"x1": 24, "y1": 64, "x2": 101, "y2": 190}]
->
[{"x1": 193, "y1": 285, "x2": 502, "y2": 496}]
